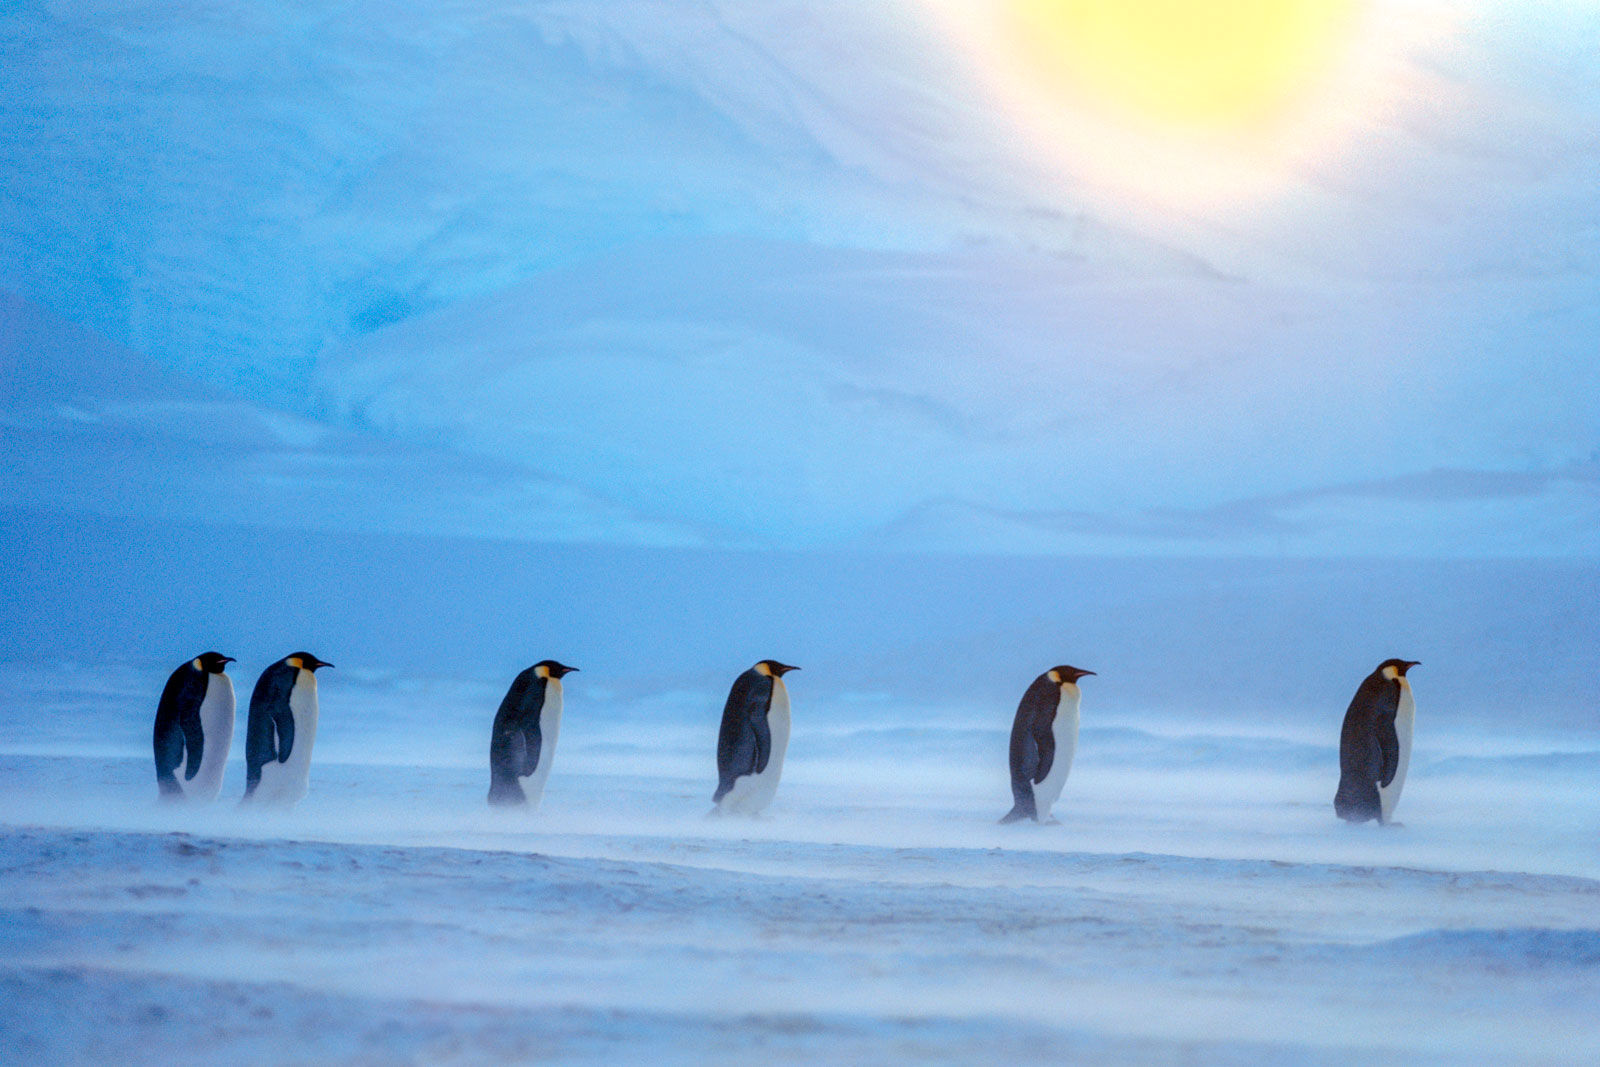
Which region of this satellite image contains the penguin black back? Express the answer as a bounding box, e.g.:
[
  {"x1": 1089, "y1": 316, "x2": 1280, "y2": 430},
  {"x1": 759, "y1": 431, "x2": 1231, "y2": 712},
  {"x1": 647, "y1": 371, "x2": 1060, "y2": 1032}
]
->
[
  {"x1": 1000, "y1": 667, "x2": 1080, "y2": 824},
  {"x1": 1334, "y1": 658, "x2": 1417, "y2": 823},
  {"x1": 245, "y1": 660, "x2": 299, "y2": 794},
  {"x1": 714, "y1": 669, "x2": 773, "y2": 804}
]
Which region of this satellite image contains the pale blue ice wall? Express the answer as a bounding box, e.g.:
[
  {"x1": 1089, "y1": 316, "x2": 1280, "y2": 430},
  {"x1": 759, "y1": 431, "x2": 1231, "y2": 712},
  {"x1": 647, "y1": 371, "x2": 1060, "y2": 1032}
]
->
[{"x1": 3, "y1": 3, "x2": 1598, "y2": 555}]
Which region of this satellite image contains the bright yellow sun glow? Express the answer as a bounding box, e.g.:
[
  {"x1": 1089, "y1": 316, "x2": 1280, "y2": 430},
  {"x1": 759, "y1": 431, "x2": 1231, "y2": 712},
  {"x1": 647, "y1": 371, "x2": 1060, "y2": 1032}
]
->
[
  {"x1": 921, "y1": 0, "x2": 1447, "y2": 213},
  {"x1": 1007, "y1": 0, "x2": 1361, "y2": 128}
]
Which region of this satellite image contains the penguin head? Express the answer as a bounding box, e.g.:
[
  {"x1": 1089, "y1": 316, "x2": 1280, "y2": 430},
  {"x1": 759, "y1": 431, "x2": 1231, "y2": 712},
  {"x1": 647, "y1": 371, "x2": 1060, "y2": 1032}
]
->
[
  {"x1": 533, "y1": 660, "x2": 579, "y2": 680},
  {"x1": 754, "y1": 660, "x2": 800, "y2": 678},
  {"x1": 193, "y1": 652, "x2": 234, "y2": 674},
  {"x1": 1047, "y1": 666, "x2": 1096, "y2": 685},
  {"x1": 1378, "y1": 658, "x2": 1420, "y2": 681},
  {"x1": 285, "y1": 652, "x2": 333, "y2": 672}
]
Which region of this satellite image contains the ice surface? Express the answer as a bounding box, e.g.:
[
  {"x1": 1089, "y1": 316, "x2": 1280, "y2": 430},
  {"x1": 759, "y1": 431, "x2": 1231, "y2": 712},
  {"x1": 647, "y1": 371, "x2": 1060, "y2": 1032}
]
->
[{"x1": 3, "y1": 662, "x2": 1598, "y2": 1064}]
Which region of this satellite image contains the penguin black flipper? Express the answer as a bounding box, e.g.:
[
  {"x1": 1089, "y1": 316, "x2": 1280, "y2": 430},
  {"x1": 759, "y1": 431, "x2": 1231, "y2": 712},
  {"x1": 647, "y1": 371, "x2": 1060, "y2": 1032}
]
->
[
  {"x1": 153, "y1": 662, "x2": 208, "y2": 798},
  {"x1": 751, "y1": 704, "x2": 772, "y2": 775},
  {"x1": 714, "y1": 669, "x2": 773, "y2": 804},
  {"x1": 272, "y1": 699, "x2": 295, "y2": 762},
  {"x1": 515, "y1": 721, "x2": 543, "y2": 778},
  {"x1": 1372, "y1": 680, "x2": 1401, "y2": 788},
  {"x1": 179, "y1": 702, "x2": 205, "y2": 780},
  {"x1": 1032, "y1": 724, "x2": 1056, "y2": 785},
  {"x1": 1377, "y1": 717, "x2": 1400, "y2": 788}
]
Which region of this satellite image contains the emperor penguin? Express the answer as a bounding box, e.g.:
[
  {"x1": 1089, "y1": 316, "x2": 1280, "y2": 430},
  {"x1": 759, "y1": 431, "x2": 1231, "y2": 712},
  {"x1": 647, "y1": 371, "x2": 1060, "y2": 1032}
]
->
[
  {"x1": 487, "y1": 660, "x2": 579, "y2": 809},
  {"x1": 242, "y1": 652, "x2": 332, "y2": 808},
  {"x1": 1334, "y1": 659, "x2": 1420, "y2": 825},
  {"x1": 712, "y1": 660, "x2": 799, "y2": 816},
  {"x1": 1000, "y1": 666, "x2": 1095, "y2": 824},
  {"x1": 152, "y1": 651, "x2": 236, "y2": 801}
]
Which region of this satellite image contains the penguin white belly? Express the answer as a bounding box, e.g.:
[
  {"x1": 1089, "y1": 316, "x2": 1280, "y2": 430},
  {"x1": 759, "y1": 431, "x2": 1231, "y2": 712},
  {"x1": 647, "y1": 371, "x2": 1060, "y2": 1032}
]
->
[
  {"x1": 1032, "y1": 686, "x2": 1080, "y2": 819},
  {"x1": 255, "y1": 671, "x2": 318, "y2": 807},
  {"x1": 188, "y1": 674, "x2": 235, "y2": 802},
  {"x1": 1379, "y1": 682, "x2": 1414, "y2": 822},
  {"x1": 720, "y1": 681, "x2": 791, "y2": 815},
  {"x1": 524, "y1": 682, "x2": 562, "y2": 810}
]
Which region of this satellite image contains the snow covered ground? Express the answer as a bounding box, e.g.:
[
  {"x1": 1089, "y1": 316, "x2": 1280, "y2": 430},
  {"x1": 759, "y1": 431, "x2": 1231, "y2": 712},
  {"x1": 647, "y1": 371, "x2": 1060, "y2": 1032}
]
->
[{"x1": 3, "y1": 683, "x2": 1597, "y2": 1065}]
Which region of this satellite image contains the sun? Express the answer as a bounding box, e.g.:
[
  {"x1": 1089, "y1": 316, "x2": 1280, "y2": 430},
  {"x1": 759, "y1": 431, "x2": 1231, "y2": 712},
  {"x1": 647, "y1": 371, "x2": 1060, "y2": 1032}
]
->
[
  {"x1": 922, "y1": 0, "x2": 1432, "y2": 211},
  {"x1": 1004, "y1": 0, "x2": 1362, "y2": 129}
]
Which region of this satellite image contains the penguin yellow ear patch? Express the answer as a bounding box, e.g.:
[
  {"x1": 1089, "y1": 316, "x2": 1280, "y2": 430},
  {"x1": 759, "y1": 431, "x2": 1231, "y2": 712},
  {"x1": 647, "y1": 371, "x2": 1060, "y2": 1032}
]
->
[
  {"x1": 1048, "y1": 669, "x2": 1062, "y2": 684},
  {"x1": 287, "y1": 657, "x2": 303, "y2": 669},
  {"x1": 534, "y1": 665, "x2": 550, "y2": 679},
  {"x1": 192, "y1": 658, "x2": 203, "y2": 670}
]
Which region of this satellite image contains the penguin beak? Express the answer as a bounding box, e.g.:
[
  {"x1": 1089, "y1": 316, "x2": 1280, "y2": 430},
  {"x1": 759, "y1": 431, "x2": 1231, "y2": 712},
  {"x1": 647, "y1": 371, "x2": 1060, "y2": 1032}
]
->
[
  {"x1": 1401, "y1": 660, "x2": 1420, "y2": 674},
  {"x1": 220, "y1": 656, "x2": 235, "y2": 664},
  {"x1": 1077, "y1": 670, "x2": 1096, "y2": 678}
]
